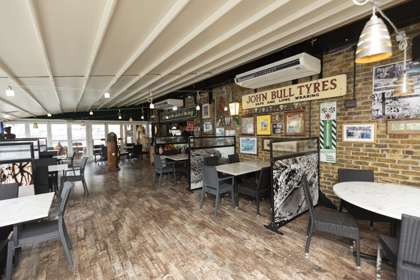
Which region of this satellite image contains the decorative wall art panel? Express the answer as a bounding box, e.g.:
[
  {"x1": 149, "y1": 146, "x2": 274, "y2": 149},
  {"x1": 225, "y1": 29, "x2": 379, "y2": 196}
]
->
[{"x1": 320, "y1": 102, "x2": 337, "y2": 163}]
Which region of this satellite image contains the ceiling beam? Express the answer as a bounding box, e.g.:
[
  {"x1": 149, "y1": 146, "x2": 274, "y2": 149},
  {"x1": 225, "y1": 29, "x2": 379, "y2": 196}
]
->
[
  {"x1": 114, "y1": 0, "x2": 292, "y2": 107},
  {"x1": 0, "y1": 96, "x2": 36, "y2": 117},
  {"x1": 27, "y1": 0, "x2": 63, "y2": 113},
  {"x1": 0, "y1": 59, "x2": 49, "y2": 114},
  {"x1": 98, "y1": 0, "x2": 243, "y2": 109},
  {"x1": 75, "y1": 0, "x2": 118, "y2": 112},
  {"x1": 134, "y1": 0, "x2": 380, "y2": 104},
  {"x1": 88, "y1": 0, "x2": 190, "y2": 109}
]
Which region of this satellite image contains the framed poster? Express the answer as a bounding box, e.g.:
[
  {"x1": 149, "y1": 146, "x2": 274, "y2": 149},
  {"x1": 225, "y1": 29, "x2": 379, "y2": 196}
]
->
[
  {"x1": 225, "y1": 129, "x2": 236, "y2": 136},
  {"x1": 262, "y1": 138, "x2": 299, "y2": 152},
  {"x1": 285, "y1": 111, "x2": 305, "y2": 135},
  {"x1": 215, "y1": 127, "x2": 225, "y2": 136},
  {"x1": 320, "y1": 102, "x2": 337, "y2": 163},
  {"x1": 241, "y1": 117, "x2": 254, "y2": 135},
  {"x1": 240, "y1": 137, "x2": 257, "y2": 155},
  {"x1": 272, "y1": 123, "x2": 283, "y2": 134},
  {"x1": 343, "y1": 123, "x2": 376, "y2": 143},
  {"x1": 257, "y1": 115, "x2": 271, "y2": 135},
  {"x1": 202, "y1": 103, "x2": 211, "y2": 119},
  {"x1": 387, "y1": 119, "x2": 420, "y2": 134},
  {"x1": 203, "y1": 121, "x2": 213, "y2": 134}
]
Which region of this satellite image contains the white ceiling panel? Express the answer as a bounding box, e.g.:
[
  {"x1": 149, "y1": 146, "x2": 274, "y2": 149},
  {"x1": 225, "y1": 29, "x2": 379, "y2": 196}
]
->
[
  {"x1": 55, "y1": 77, "x2": 85, "y2": 112},
  {"x1": 18, "y1": 77, "x2": 61, "y2": 113},
  {"x1": 78, "y1": 76, "x2": 113, "y2": 111}
]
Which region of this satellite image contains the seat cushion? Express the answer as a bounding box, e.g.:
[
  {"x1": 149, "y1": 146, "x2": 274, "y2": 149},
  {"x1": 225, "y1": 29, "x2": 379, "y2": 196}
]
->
[
  {"x1": 314, "y1": 208, "x2": 359, "y2": 239},
  {"x1": 379, "y1": 234, "x2": 398, "y2": 263},
  {"x1": 19, "y1": 220, "x2": 59, "y2": 245}
]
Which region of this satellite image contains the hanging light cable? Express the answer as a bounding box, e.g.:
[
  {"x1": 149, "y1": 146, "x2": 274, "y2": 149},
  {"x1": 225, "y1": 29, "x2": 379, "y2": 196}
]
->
[
  {"x1": 118, "y1": 109, "x2": 122, "y2": 120},
  {"x1": 149, "y1": 89, "x2": 155, "y2": 109},
  {"x1": 195, "y1": 91, "x2": 200, "y2": 111}
]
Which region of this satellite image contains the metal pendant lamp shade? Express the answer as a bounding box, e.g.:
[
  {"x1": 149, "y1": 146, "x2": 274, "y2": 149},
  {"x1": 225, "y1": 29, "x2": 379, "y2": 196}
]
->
[{"x1": 356, "y1": 13, "x2": 392, "y2": 64}]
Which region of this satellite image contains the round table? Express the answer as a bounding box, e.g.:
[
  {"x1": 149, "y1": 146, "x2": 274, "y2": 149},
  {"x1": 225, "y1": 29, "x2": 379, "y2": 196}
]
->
[{"x1": 333, "y1": 182, "x2": 420, "y2": 220}]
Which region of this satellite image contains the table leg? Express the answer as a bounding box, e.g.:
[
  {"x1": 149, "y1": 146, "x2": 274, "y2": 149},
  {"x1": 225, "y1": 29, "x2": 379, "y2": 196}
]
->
[{"x1": 234, "y1": 176, "x2": 239, "y2": 208}]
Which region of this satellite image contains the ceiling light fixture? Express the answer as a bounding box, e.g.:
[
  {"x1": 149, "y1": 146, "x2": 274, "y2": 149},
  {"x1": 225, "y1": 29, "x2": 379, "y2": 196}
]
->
[
  {"x1": 129, "y1": 117, "x2": 133, "y2": 122},
  {"x1": 148, "y1": 89, "x2": 155, "y2": 109},
  {"x1": 104, "y1": 92, "x2": 111, "y2": 99},
  {"x1": 195, "y1": 91, "x2": 200, "y2": 111},
  {"x1": 5, "y1": 86, "x2": 15, "y2": 97},
  {"x1": 172, "y1": 106, "x2": 178, "y2": 111},
  {"x1": 47, "y1": 113, "x2": 52, "y2": 117},
  {"x1": 89, "y1": 110, "x2": 94, "y2": 116},
  {"x1": 355, "y1": 1, "x2": 408, "y2": 93},
  {"x1": 118, "y1": 110, "x2": 122, "y2": 120}
]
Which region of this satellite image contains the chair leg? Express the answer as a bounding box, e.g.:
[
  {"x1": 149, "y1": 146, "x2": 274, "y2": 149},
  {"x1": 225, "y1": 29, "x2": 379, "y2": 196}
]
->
[
  {"x1": 63, "y1": 221, "x2": 73, "y2": 249},
  {"x1": 376, "y1": 244, "x2": 382, "y2": 279},
  {"x1": 256, "y1": 194, "x2": 260, "y2": 215},
  {"x1": 214, "y1": 190, "x2": 220, "y2": 217},
  {"x1": 338, "y1": 200, "x2": 344, "y2": 212},
  {"x1": 305, "y1": 227, "x2": 312, "y2": 256},
  {"x1": 230, "y1": 188, "x2": 235, "y2": 208},
  {"x1": 5, "y1": 239, "x2": 15, "y2": 280},
  {"x1": 199, "y1": 187, "x2": 205, "y2": 209},
  {"x1": 355, "y1": 237, "x2": 361, "y2": 268},
  {"x1": 158, "y1": 173, "x2": 162, "y2": 187},
  {"x1": 82, "y1": 178, "x2": 89, "y2": 196},
  {"x1": 60, "y1": 232, "x2": 74, "y2": 270}
]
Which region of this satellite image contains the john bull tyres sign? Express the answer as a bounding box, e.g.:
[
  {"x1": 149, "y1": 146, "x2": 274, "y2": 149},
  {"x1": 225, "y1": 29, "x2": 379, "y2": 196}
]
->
[{"x1": 241, "y1": 75, "x2": 346, "y2": 110}]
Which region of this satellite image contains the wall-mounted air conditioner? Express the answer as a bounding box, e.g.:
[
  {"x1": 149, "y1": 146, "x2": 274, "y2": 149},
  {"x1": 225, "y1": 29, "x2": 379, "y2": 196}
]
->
[
  {"x1": 154, "y1": 99, "x2": 184, "y2": 110},
  {"x1": 234, "y1": 52, "x2": 321, "y2": 89}
]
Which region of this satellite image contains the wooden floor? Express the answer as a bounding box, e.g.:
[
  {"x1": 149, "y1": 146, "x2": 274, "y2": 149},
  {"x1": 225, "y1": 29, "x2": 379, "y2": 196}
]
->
[{"x1": 12, "y1": 159, "x2": 395, "y2": 279}]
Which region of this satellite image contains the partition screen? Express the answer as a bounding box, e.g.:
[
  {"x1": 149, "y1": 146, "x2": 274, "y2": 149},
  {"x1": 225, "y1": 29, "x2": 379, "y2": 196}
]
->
[
  {"x1": 0, "y1": 142, "x2": 34, "y2": 185},
  {"x1": 268, "y1": 138, "x2": 319, "y2": 229},
  {"x1": 188, "y1": 136, "x2": 235, "y2": 190}
]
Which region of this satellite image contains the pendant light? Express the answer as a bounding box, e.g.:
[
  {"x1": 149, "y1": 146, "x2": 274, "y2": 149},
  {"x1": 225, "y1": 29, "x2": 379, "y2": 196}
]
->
[
  {"x1": 141, "y1": 106, "x2": 145, "y2": 120},
  {"x1": 89, "y1": 110, "x2": 94, "y2": 116},
  {"x1": 148, "y1": 89, "x2": 154, "y2": 109},
  {"x1": 104, "y1": 92, "x2": 110, "y2": 99},
  {"x1": 118, "y1": 110, "x2": 122, "y2": 120},
  {"x1": 47, "y1": 113, "x2": 52, "y2": 117},
  {"x1": 195, "y1": 91, "x2": 200, "y2": 111},
  {"x1": 355, "y1": 1, "x2": 409, "y2": 93}
]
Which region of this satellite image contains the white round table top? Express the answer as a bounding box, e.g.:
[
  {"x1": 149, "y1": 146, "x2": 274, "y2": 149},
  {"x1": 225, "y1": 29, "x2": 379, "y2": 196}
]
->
[{"x1": 333, "y1": 182, "x2": 420, "y2": 220}]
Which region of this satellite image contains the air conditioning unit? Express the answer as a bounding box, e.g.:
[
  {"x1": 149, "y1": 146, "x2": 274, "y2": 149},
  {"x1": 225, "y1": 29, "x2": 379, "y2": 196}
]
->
[
  {"x1": 234, "y1": 53, "x2": 321, "y2": 89},
  {"x1": 154, "y1": 99, "x2": 184, "y2": 110}
]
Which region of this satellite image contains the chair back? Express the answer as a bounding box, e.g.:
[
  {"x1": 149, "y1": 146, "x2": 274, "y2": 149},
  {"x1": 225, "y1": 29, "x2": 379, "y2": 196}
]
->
[
  {"x1": 80, "y1": 157, "x2": 88, "y2": 176},
  {"x1": 257, "y1": 167, "x2": 271, "y2": 191},
  {"x1": 228, "y1": 153, "x2": 240, "y2": 163},
  {"x1": 203, "y1": 166, "x2": 219, "y2": 188},
  {"x1": 155, "y1": 155, "x2": 165, "y2": 169},
  {"x1": 204, "y1": 156, "x2": 219, "y2": 166},
  {"x1": 301, "y1": 177, "x2": 315, "y2": 220},
  {"x1": 59, "y1": 182, "x2": 74, "y2": 218},
  {"x1": 32, "y1": 159, "x2": 52, "y2": 194},
  {"x1": 397, "y1": 214, "x2": 420, "y2": 278},
  {"x1": 338, "y1": 168, "x2": 374, "y2": 182},
  {"x1": 70, "y1": 151, "x2": 76, "y2": 165},
  {"x1": 0, "y1": 183, "x2": 18, "y2": 200}
]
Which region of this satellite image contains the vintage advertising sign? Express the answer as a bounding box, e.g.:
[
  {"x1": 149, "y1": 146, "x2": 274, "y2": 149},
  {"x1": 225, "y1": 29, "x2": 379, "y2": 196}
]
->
[
  {"x1": 241, "y1": 75, "x2": 346, "y2": 109},
  {"x1": 320, "y1": 101, "x2": 337, "y2": 163}
]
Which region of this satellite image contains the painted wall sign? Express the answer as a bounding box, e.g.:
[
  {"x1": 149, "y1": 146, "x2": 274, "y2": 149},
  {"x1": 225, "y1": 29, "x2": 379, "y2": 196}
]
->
[
  {"x1": 320, "y1": 101, "x2": 337, "y2": 163},
  {"x1": 241, "y1": 74, "x2": 346, "y2": 109}
]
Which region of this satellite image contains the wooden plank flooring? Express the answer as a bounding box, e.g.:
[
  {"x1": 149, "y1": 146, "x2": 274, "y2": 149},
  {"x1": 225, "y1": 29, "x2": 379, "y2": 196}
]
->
[{"x1": 12, "y1": 160, "x2": 395, "y2": 279}]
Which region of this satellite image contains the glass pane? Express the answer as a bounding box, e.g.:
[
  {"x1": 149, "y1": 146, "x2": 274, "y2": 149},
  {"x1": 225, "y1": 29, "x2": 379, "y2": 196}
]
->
[
  {"x1": 92, "y1": 124, "x2": 105, "y2": 146},
  {"x1": 71, "y1": 124, "x2": 87, "y2": 159},
  {"x1": 30, "y1": 123, "x2": 47, "y2": 138},
  {"x1": 4, "y1": 123, "x2": 26, "y2": 138},
  {"x1": 51, "y1": 123, "x2": 68, "y2": 155}
]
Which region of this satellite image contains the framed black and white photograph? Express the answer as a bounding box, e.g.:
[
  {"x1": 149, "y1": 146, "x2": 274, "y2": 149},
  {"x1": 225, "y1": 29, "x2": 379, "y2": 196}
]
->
[
  {"x1": 241, "y1": 117, "x2": 254, "y2": 135},
  {"x1": 202, "y1": 103, "x2": 211, "y2": 119},
  {"x1": 272, "y1": 123, "x2": 283, "y2": 134},
  {"x1": 262, "y1": 138, "x2": 299, "y2": 152},
  {"x1": 239, "y1": 137, "x2": 257, "y2": 155},
  {"x1": 343, "y1": 123, "x2": 376, "y2": 143},
  {"x1": 215, "y1": 127, "x2": 225, "y2": 136},
  {"x1": 203, "y1": 121, "x2": 213, "y2": 134}
]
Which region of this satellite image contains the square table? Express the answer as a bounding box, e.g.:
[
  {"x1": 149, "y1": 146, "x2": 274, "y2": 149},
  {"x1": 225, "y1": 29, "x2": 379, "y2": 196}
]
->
[
  {"x1": 216, "y1": 161, "x2": 270, "y2": 206},
  {"x1": 163, "y1": 154, "x2": 189, "y2": 162},
  {"x1": 48, "y1": 163, "x2": 69, "y2": 173}
]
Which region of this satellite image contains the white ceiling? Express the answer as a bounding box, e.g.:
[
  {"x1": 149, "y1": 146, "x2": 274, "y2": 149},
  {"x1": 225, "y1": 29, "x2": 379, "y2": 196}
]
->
[{"x1": 0, "y1": 0, "x2": 405, "y2": 119}]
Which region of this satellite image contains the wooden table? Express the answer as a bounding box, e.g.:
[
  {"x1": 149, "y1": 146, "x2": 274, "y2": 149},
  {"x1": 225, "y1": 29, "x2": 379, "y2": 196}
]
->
[
  {"x1": 333, "y1": 182, "x2": 420, "y2": 220},
  {"x1": 216, "y1": 161, "x2": 270, "y2": 206}
]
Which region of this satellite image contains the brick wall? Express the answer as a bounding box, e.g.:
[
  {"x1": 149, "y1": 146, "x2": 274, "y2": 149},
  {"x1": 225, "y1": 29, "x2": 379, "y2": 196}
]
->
[{"x1": 202, "y1": 22, "x2": 420, "y2": 203}]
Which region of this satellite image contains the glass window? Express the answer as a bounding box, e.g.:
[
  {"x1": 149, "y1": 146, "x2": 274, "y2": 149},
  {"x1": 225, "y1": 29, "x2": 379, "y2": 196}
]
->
[
  {"x1": 71, "y1": 124, "x2": 87, "y2": 159},
  {"x1": 108, "y1": 124, "x2": 121, "y2": 140},
  {"x1": 51, "y1": 123, "x2": 68, "y2": 155},
  {"x1": 125, "y1": 125, "x2": 133, "y2": 144},
  {"x1": 4, "y1": 123, "x2": 26, "y2": 138},
  {"x1": 30, "y1": 123, "x2": 48, "y2": 138},
  {"x1": 92, "y1": 124, "x2": 105, "y2": 146}
]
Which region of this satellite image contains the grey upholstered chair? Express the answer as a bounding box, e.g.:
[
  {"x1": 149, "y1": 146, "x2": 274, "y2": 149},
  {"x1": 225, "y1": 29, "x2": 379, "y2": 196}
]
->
[
  {"x1": 228, "y1": 153, "x2": 240, "y2": 163},
  {"x1": 5, "y1": 182, "x2": 74, "y2": 280},
  {"x1": 0, "y1": 183, "x2": 18, "y2": 200},
  {"x1": 302, "y1": 177, "x2": 361, "y2": 268},
  {"x1": 376, "y1": 214, "x2": 420, "y2": 280},
  {"x1": 153, "y1": 155, "x2": 176, "y2": 186},
  {"x1": 200, "y1": 165, "x2": 235, "y2": 217},
  {"x1": 238, "y1": 167, "x2": 271, "y2": 215},
  {"x1": 63, "y1": 151, "x2": 77, "y2": 173},
  {"x1": 63, "y1": 157, "x2": 89, "y2": 196}
]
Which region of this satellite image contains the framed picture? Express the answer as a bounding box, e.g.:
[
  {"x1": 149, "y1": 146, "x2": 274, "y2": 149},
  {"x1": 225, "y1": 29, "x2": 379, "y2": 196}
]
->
[
  {"x1": 257, "y1": 115, "x2": 271, "y2": 135},
  {"x1": 285, "y1": 111, "x2": 305, "y2": 135},
  {"x1": 203, "y1": 121, "x2": 213, "y2": 134},
  {"x1": 272, "y1": 123, "x2": 283, "y2": 134},
  {"x1": 262, "y1": 138, "x2": 299, "y2": 152},
  {"x1": 387, "y1": 119, "x2": 420, "y2": 134},
  {"x1": 241, "y1": 117, "x2": 254, "y2": 135},
  {"x1": 225, "y1": 129, "x2": 236, "y2": 136},
  {"x1": 215, "y1": 127, "x2": 225, "y2": 136},
  {"x1": 240, "y1": 137, "x2": 257, "y2": 155},
  {"x1": 343, "y1": 123, "x2": 376, "y2": 143},
  {"x1": 202, "y1": 103, "x2": 211, "y2": 119}
]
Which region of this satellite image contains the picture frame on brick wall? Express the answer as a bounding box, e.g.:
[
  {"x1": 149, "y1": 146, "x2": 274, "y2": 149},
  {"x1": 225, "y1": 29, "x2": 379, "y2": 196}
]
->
[
  {"x1": 285, "y1": 111, "x2": 305, "y2": 136},
  {"x1": 257, "y1": 115, "x2": 271, "y2": 135},
  {"x1": 240, "y1": 137, "x2": 257, "y2": 155},
  {"x1": 241, "y1": 116, "x2": 255, "y2": 135},
  {"x1": 342, "y1": 123, "x2": 376, "y2": 143},
  {"x1": 387, "y1": 119, "x2": 420, "y2": 134}
]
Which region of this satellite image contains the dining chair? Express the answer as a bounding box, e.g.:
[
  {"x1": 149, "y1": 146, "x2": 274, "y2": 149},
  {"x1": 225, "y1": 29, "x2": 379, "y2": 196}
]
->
[
  {"x1": 63, "y1": 157, "x2": 89, "y2": 196},
  {"x1": 238, "y1": 167, "x2": 271, "y2": 215},
  {"x1": 228, "y1": 153, "x2": 240, "y2": 163},
  {"x1": 153, "y1": 155, "x2": 176, "y2": 187},
  {"x1": 0, "y1": 183, "x2": 18, "y2": 200},
  {"x1": 338, "y1": 168, "x2": 394, "y2": 230},
  {"x1": 63, "y1": 151, "x2": 77, "y2": 174},
  {"x1": 33, "y1": 158, "x2": 58, "y2": 194},
  {"x1": 5, "y1": 182, "x2": 75, "y2": 280},
  {"x1": 376, "y1": 214, "x2": 420, "y2": 280},
  {"x1": 200, "y1": 165, "x2": 235, "y2": 217},
  {"x1": 302, "y1": 177, "x2": 361, "y2": 268},
  {"x1": 203, "y1": 156, "x2": 219, "y2": 166}
]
